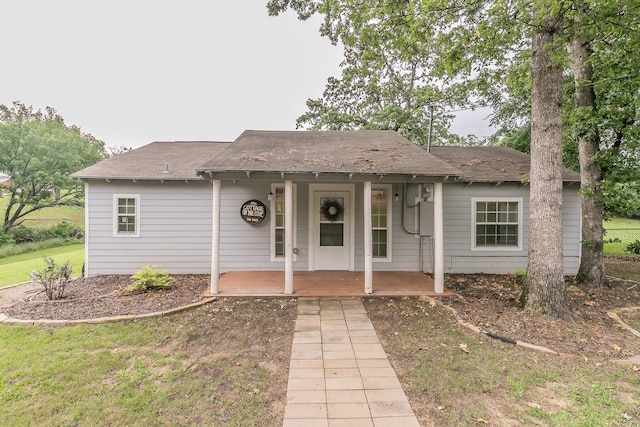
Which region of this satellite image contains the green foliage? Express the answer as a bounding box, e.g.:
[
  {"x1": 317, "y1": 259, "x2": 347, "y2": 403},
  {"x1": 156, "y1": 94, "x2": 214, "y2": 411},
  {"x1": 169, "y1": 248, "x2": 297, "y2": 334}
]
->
[
  {"x1": 6, "y1": 220, "x2": 83, "y2": 245},
  {"x1": 625, "y1": 239, "x2": 640, "y2": 255},
  {"x1": 0, "y1": 101, "x2": 105, "y2": 232},
  {"x1": 127, "y1": 265, "x2": 174, "y2": 293},
  {"x1": 35, "y1": 256, "x2": 73, "y2": 300}
]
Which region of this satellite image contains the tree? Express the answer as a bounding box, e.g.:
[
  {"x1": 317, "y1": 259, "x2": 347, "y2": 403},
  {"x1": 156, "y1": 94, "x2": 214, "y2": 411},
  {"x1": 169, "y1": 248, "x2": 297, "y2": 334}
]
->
[
  {"x1": 0, "y1": 102, "x2": 104, "y2": 232},
  {"x1": 524, "y1": 1, "x2": 573, "y2": 318},
  {"x1": 268, "y1": 0, "x2": 578, "y2": 318}
]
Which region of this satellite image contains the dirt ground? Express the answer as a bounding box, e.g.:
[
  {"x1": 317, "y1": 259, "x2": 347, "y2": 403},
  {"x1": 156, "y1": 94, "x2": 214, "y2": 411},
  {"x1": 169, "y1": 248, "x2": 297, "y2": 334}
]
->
[{"x1": 1, "y1": 260, "x2": 639, "y2": 360}]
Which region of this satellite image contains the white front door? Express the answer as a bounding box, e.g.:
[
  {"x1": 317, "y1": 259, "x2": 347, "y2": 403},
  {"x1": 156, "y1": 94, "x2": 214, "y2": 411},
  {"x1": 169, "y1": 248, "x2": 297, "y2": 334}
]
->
[{"x1": 311, "y1": 188, "x2": 353, "y2": 270}]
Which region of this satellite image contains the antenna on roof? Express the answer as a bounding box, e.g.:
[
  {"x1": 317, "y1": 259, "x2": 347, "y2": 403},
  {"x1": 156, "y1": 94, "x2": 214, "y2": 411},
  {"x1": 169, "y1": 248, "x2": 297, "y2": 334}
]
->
[
  {"x1": 162, "y1": 162, "x2": 170, "y2": 174},
  {"x1": 426, "y1": 102, "x2": 434, "y2": 153}
]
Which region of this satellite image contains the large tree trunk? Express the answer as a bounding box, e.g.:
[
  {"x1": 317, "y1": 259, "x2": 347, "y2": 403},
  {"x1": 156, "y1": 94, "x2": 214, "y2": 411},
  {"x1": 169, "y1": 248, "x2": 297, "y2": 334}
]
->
[
  {"x1": 568, "y1": 14, "x2": 608, "y2": 288},
  {"x1": 524, "y1": 5, "x2": 574, "y2": 320}
]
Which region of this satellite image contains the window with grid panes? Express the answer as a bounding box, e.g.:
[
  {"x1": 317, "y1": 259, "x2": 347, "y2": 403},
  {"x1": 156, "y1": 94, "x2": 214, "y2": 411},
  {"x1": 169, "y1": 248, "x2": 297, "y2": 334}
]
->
[{"x1": 474, "y1": 200, "x2": 520, "y2": 248}]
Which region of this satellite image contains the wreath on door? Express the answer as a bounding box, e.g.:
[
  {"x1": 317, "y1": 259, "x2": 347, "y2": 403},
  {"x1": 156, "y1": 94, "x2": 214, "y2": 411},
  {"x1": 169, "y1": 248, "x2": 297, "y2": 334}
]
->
[{"x1": 320, "y1": 198, "x2": 344, "y2": 222}]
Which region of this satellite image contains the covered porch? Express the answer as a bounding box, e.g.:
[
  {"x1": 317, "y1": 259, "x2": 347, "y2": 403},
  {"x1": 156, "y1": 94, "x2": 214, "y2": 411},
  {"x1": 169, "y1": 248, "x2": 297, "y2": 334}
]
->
[{"x1": 205, "y1": 271, "x2": 453, "y2": 298}]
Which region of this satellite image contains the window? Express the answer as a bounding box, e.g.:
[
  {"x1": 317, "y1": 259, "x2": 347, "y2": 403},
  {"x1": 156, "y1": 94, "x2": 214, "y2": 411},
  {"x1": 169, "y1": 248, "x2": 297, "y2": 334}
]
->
[
  {"x1": 113, "y1": 194, "x2": 140, "y2": 237},
  {"x1": 371, "y1": 185, "x2": 392, "y2": 260},
  {"x1": 472, "y1": 198, "x2": 522, "y2": 250},
  {"x1": 270, "y1": 184, "x2": 296, "y2": 260}
]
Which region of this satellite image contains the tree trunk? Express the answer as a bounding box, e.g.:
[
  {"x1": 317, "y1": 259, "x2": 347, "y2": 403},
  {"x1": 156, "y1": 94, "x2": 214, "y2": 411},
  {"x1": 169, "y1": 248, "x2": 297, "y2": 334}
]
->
[
  {"x1": 568, "y1": 31, "x2": 607, "y2": 288},
  {"x1": 524, "y1": 5, "x2": 574, "y2": 320}
]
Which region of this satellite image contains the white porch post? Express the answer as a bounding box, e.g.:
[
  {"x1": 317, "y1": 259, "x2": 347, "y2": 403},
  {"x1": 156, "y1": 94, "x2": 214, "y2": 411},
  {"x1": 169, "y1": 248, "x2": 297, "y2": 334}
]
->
[
  {"x1": 433, "y1": 182, "x2": 444, "y2": 294},
  {"x1": 210, "y1": 179, "x2": 221, "y2": 294},
  {"x1": 363, "y1": 181, "x2": 373, "y2": 294},
  {"x1": 284, "y1": 180, "x2": 294, "y2": 295}
]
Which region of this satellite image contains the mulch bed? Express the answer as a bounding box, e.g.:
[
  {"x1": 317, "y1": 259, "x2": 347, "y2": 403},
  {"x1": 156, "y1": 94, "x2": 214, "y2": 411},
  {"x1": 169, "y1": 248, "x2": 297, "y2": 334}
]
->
[
  {"x1": 443, "y1": 273, "x2": 640, "y2": 359},
  {"x1": 1, "y1": 275, "x2": 210, "y2": 321}
]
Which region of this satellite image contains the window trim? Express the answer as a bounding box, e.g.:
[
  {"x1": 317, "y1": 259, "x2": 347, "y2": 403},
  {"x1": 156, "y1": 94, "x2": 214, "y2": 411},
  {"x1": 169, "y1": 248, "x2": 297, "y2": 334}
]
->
[
  {"x1": 270, "y1": 184, "x2": 297, "y2": 262},
  {"x1": 372, "y1": 184, "x2": 392, "y2": 262},
  {"x1": 113, "y1": 194, "x2": 140, "y2": 238},
  {"x1": 471, "y1": 197, "x2": 523, "y2": 251}
]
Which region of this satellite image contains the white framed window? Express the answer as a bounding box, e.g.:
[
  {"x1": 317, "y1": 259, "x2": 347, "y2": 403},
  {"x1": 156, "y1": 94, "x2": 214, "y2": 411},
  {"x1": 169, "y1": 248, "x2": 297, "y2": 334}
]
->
[
  {"x1": 471, "y1": 198, "x2": 522, "y2": 251},
  {"x1": 372, "y1": 185, "x2": 392, "y2": 261},
  {"x1": 270, "y1": 184, "x2": 296, "y2": 261},
  {"x1": 113, "y1": 194, "x2": 140, "y2": 237}
]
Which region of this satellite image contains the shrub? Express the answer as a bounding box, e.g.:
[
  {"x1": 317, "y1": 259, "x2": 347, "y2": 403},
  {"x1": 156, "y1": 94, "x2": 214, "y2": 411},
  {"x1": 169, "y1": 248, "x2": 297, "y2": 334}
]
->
[
  {"x1": 36, "y1": 257, "x2": 73, "y2": 300},
  {"x1": 0, "y1": 232, "x2": 12, "y2": 247},
  {"x1": 626, "y1": 240, "x2": 640, "y2": 255},
  {"x1": 8, "y1": 219, "x2": 83, "y2": 244},
  {"x1": 127, "y1": 265, "x2": 174, "y2": 293}
]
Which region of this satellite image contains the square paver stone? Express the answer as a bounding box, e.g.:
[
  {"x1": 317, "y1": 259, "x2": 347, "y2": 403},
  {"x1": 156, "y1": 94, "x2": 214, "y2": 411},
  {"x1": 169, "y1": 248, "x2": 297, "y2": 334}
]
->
[
  {"x1": 287, "y1": 390, "x2": 327, "y2": 404},
  {"x1": 372, "y1": 416, "x2": 420, "y2": 427},
  {"x1": 327, "y1": 402, "x2": 371, "y2": 419},
  {"x1": 368, "y1": 401, "x2": 415, "y2": 418},
  {"x1": 284, "y1": 419, "x2": 328, "y2": 427},
  {"x1": 284, "y1": 403, "x2": 328, "y2": 419},
  {"x1": 326, "y1": 389, "x2": 367, "y2": 404}
]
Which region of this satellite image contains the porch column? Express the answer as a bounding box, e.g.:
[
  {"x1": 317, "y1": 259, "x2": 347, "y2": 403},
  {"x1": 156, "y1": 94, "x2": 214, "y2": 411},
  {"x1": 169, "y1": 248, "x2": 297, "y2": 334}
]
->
[
  {"x1": 363, "y1": 181, "x2": 373, "y2": 294},
  {"x1": 284, "y1": 180, "x2": 294, "y2": 295},
  {"x1": 433, "y1": 182, "x2": 444, "y2": 294},
  {"x1": 210, "y1": 179, "x2": 221, "y2": 294}
]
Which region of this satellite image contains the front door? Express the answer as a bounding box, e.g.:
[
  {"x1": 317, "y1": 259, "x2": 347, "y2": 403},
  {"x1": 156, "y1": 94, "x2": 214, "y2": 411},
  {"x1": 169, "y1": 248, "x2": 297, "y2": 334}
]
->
[{"x1": 312, "y1": 188, "x2": 353, "y2": 270}]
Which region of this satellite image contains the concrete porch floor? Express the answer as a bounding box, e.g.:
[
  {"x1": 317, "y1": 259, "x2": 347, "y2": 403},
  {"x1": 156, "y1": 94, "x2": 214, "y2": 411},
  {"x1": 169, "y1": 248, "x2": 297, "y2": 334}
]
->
[{"x1": 206, "y1": 271, "x2": 453, "y2": 298}]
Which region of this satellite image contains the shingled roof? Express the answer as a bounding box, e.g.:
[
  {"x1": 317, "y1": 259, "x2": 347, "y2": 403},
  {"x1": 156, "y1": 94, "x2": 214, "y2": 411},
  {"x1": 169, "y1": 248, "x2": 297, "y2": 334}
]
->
[
  {"x1": 196, "y1": 130, "x2": 461, "y2": 178},
  {"x1": 71, "y1": 141, "x2": 231, "y2": 181},
  {"x1": 428, "y1": 146, "x2": 581, "y2": 183}
]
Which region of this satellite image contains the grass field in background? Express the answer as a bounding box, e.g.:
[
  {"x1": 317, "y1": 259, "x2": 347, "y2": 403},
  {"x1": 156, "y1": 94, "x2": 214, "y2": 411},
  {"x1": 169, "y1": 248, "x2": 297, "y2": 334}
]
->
[
  {"x1": 0, "y1": 197, "x2": 84, "y2": 229},
  {"x1": 604, "y1": 217, "x2": 640, "y2": 257},
  {"x1": 0, "y1": 244, "x2": 84, "y2": 287}
]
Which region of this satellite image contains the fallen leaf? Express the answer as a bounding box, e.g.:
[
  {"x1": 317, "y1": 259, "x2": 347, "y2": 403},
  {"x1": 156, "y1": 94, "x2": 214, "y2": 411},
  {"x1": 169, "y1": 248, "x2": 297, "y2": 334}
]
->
[
  {"x1": 475, "y1": 418, "x2": 488, "y2": 424},
  {"x1": 583, "y1": 300, "x2": 597, "y2": 307},
  {"x1": 459, "y1": 343, "x2": 470, "y2": 353}
]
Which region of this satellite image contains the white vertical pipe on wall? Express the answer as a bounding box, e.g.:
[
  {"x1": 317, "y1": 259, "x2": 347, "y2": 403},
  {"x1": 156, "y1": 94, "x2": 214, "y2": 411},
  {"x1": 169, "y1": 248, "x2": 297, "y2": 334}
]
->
[
  {"x1": 84, "y1": 182, "x2": 90, "y2": 277},
  {"x1": 433, "y1": 182, "x2": 444, "y2": 293},
  {"x1": 364, "y1": 181, "x2": 373, "y2": 294},
  {"x1": 210, "y1": 179, "x2": 221, "y2": 294},
  {"x1": 284, "y1": 180, "x2": 294, "y2": 295}
]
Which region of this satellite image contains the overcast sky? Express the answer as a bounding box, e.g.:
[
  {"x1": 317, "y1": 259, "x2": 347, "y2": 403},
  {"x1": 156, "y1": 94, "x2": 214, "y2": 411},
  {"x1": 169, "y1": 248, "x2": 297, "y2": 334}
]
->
[{"x1": 1, "y1": 1, "x2": 493, "y2": 149}]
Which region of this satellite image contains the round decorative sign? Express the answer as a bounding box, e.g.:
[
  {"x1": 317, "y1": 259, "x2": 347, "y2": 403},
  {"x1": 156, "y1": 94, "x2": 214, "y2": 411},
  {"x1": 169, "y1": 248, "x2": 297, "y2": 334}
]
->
[{"x1": 240, "y1": 199, "x2": 266, "y2": 224}]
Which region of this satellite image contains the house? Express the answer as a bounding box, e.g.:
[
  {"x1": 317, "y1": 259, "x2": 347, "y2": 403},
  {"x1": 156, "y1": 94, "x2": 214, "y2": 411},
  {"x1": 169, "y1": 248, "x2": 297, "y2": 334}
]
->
[
  {"x1": 71, "y1": 130, "x2": 582, "y2": 295},
  {"x1": 0, "y1": 172, "x2": 12, "y2": 194}
]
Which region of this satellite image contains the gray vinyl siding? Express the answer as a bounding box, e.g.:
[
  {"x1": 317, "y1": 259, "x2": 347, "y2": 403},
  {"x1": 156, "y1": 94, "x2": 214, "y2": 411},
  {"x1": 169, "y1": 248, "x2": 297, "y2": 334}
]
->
[
  {"x1": 218, "y1": 181, "x2": 310, "y2": 271},
  {"x1": 85, "y1": 179, "x2": 581, "y2": 276},
  {"x1": 432, "y1": 182, "x2": 581, "y2": 275},
  {"x1": 86, "y1": 181, "x2": 213, "y2": 275}
]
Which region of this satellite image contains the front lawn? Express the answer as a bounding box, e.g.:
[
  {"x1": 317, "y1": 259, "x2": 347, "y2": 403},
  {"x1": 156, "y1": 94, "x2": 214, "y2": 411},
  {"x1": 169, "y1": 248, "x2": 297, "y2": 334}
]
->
[{"x1": 0, "y1": 299, "x2": 296, "y2": 427}]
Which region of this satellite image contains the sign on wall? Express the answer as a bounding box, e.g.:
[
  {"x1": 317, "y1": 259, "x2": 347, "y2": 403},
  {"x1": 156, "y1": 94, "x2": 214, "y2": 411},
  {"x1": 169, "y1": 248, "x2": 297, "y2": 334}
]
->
[{"x1": 240, "y1": 199, "x2": 266, "y2": 224}]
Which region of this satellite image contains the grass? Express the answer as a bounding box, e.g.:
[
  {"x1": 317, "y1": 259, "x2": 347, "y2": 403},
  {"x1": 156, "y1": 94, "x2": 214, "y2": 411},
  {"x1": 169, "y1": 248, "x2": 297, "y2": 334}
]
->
[
  {"x1": 0, "y1": 197, "x2": 84, "y2": 229},
  {"x1": 366, "y1": 298, "x2": 640, "y2": 426},
  {"x1": 0, "y1": 244, "x2": 84, "y2": 287},
  {"x1": 604, "y1": 217, "x2": 640, "y2": 257},
  {"x1": 0, "y1": 299, "x2": 295, "y2": 427}
]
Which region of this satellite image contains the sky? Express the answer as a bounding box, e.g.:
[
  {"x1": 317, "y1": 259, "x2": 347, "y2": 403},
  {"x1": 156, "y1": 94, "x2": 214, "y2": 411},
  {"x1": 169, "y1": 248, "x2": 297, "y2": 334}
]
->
[{"x1": 1, "y1": 1, "x2": 493, "y2": 149}]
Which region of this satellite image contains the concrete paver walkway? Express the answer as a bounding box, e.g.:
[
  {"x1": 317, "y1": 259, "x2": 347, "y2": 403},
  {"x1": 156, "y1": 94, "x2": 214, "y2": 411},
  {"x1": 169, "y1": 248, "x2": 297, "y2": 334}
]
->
[{"x1": 283, "y1": 298, "x2": 420, "y2": 427}]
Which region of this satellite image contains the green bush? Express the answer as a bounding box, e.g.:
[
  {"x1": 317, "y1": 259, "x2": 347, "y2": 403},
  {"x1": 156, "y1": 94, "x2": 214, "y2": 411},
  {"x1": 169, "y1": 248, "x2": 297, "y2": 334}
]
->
[
  {"x1": 127, "y1": 265, "x2": 174, "y2": 293},
  {"x1": 626, "y1": 239, "x2": 640, "y2": 255},
  {"x1": 8, "y1": 219, "x2": 83, "y2": 244},
  {"x1": 35, "y1": 257, "x2": 73, "y2": 300}
]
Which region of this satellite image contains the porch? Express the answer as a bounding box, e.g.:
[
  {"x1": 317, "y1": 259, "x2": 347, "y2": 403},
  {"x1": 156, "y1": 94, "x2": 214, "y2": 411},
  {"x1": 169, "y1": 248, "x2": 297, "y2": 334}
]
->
[{"x1": 205, "y1": 271, "x2": 453, "y2": 298}]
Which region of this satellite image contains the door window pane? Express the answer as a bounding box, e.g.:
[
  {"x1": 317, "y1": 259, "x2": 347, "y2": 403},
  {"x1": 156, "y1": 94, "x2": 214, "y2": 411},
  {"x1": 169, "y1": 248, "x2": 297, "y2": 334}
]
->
[{"x1": 320, "y1": 223, "x2": 344, "y2": 246}]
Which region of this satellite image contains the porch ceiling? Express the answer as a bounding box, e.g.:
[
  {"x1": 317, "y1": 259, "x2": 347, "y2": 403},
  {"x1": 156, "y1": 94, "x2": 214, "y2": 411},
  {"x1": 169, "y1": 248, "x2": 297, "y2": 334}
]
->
[{"x1": 206, "y1": 271, "x2": 453, "y2": 298}]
